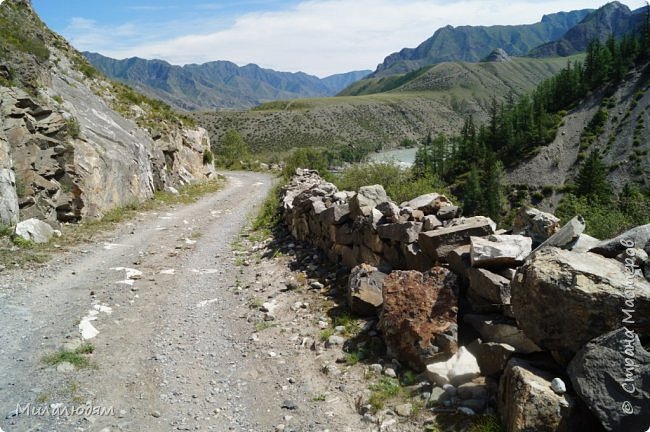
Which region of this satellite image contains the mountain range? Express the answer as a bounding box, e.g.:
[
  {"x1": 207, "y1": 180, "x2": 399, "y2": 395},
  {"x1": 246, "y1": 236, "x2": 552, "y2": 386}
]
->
[
  {"x1": 372, "y1": 1, "x2": 645, "y2": 77},
  {"x1": 83, "y1": 52, "x2": 370, "y2": 110},
  {"x1": 371, "y1": 7, "x2": 593, "y2": 77},
  {"x1": 530, "y1": 1, "x2": 645, "y2": 57}
]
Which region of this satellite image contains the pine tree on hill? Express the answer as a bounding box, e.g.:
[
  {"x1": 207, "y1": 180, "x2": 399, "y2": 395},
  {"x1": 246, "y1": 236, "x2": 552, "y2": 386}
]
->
[{"x1": 576, "y1": 151, "x2": 612, "y2": 204}]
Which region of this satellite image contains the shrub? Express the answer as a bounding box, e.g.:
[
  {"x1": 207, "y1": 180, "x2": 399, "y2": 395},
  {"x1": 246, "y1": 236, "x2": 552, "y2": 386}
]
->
[
  {"x1": 556, "y1": 190, "x2": 650, "y2": 239},
  {"x1": 66, "y1": 117, "x2": 80, "y2": 139},
  {"x1": 282, "y1": 147, "x2": 329, "y2": 178},
  {"x1": 252, "y1": 183, "x2": 283, "y2": 231},
  {"x1": 202, "y1": 149, "x2": 214, "y2": 165},
  {"x1": 215, "y1": 129, "x2": 251, "y2": 169},
  {"x1": 332, "y1": 162, "x2": 455, "y2": 204},
  {"x1": 0, "y1": 224, "x2": 13, "y2": 237}
]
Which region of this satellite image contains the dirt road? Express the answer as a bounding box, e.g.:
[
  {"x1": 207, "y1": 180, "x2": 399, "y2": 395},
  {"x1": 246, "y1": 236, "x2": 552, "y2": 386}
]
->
[{"x1": 0, "y1": 171, "x2": 303, "y2": 431}]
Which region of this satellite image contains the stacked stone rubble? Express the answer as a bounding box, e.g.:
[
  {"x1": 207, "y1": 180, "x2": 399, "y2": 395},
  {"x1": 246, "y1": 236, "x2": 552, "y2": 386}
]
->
[{"x1": 281, "y1": 170, "x2": 650, "y2": 432}]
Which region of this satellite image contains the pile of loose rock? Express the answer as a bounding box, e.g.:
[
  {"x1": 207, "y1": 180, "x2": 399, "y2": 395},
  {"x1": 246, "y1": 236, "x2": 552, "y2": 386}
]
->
[{"x1": 281, "y1": 169, "x2": 650, "y2": 432}]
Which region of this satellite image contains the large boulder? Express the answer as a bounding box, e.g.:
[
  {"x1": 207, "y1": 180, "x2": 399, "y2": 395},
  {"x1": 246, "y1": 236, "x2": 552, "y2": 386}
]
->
[
  {"x1": 589, "y1": 224, "x2": 650, "y2": 258},
  {"x1": 419, "y1": 216, "x2": 496, "y2": 262},
  {"x1": 470, "y1": 235, "x2": 532, "y2": 268},
  {"x1": 498, "y1": 358, "x2": 576, "y2": 432},
  {"x1": 512, "y1": 207, "x2": 560, "y2": 245},
  {"x1": 464, "y1": 314, "x2": 541, "y2": 354},
  {"x1": 375, "y1": 201, "x2": 400, "y2": 223},
  {"x1": 467, "y1": 267, "x2": 511, "y2": 305},
  {"x1": 349, "y1": 185, "x2": 387, "y2": 218},
  {"x1": 536, "y1": 215, "x2": 585, "y2": 250},
  {"x1": 423, "y1": 214, "x2": 443, "y2": 231},
  {"x1": 402, "y1": 193, "x2": 451, "y2": 215},
  {"x1": 376, "y1": 221, "x2": 422, "y2": 244},
  {"x1": 570, "y1": 233, "x2": 601, "y2": 253},
  {"x1": 512, "y1": 247, "x2": 650, "y2": 354},
  {"x1": 378, "y1": 268, "x2": 459, "y2": 371},
  {"x1": 447, "y1": 245, "x2": 472, "y2": 281},
  {"x1": 568, "y1": 328, "x2": 650, "y2": 432},
  {"x1": 320, "y1": 203, "x2": 351, "y2": 225},
  {"x1": 0, "y1": 122, "x2": 18, "y2": 226},
  {"x1": 15, "y1": 218, "x2": 54, "y2": 243},
  {"x1": 347, "y1": 264, "x2": 388, "y2": 316},
  {"x1": 468, "y1": 340, "x2": 516, "y2": 377},
  {"x1": 400, "y1": 242, "x2": 435, "y2": 272}
]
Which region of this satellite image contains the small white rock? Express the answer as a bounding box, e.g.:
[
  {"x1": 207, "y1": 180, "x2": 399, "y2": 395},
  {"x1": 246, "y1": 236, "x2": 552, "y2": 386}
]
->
[
  {"x1": 458, "y1": 406, "x2": 476, "y2": 416},
  {"x1": 551, "y1": 377, "x2": 567, "y2": 395}
]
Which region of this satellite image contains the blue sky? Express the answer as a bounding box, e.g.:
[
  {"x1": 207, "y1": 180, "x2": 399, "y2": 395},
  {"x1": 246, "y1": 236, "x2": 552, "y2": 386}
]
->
[{"x1": 30, "y1": 0, "x2": 646, "y2": 77}]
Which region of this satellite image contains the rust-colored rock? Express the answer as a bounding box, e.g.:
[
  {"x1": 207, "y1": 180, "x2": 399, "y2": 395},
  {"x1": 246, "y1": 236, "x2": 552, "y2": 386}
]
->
[{"x1": 378, "y1": 268, "x2": 459, "y2": 372}]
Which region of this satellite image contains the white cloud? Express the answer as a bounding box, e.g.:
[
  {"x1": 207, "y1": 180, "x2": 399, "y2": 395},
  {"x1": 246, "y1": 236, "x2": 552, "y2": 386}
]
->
[{"x1": 64, "y1": 0, "x2": 646, "y2": 77}]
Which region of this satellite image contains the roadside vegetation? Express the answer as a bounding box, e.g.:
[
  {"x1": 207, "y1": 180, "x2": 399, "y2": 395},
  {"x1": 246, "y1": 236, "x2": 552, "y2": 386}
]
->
[{"x1": 42, "y1": 343, "x2": 96, "y2": 369}]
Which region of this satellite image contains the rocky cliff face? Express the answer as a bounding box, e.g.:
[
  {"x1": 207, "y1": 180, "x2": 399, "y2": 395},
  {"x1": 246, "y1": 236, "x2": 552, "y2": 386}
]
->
[{"x1": 0, "y1": 0, "x2": 215, "y2": 226}]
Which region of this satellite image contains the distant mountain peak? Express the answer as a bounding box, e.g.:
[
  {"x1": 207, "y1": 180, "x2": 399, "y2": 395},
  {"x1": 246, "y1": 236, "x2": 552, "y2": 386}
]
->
[
  {"x1": 529, "y1": 1, "x2": 640, "y2": 58},
  {"x1": 83, "y1": 52, "x2": 371, "y2": 110},
  {"x1": 372, "y1": 7, "x2": 593, "y2": 77}
]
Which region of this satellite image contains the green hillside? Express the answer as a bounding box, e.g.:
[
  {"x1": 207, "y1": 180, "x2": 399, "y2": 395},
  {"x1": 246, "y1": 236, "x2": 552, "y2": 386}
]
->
[
  {"x1": 340, "y1": 56, "x2": 581, "y2": 96},
  {"x1": 193, "y1": 56, "x2": 581, "y2": 158}
]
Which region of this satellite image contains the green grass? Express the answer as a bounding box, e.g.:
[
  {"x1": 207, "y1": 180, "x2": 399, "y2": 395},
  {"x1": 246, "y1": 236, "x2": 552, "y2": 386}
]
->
[
  {"x1": 252, "y1": 183, "x2": 283, "y2": 231},
  {"x1": 0, "y1": 224, "x2": 13, "y2": 238},
  {"x1": 468, "y1": 415, "x2": 506, "y2": 432},
  {"x1": 203, "y1": 149, "x2": 214, "y2": 165},
  {"x1": 368, "y1": 376, "x2": 402, "y2": 412},
  {"x1": 319, "y1": 328, "x2": 334, "y2": 342},
  {"x1": 42, "y1": 343, "x2": 96, "y2": 369},
  {"x1": 0, "y1": 2, "x2": 50, "y2": 62},
  {"x1": 345, "y1": 351, "x2": 361, "y2": 365},
  {"x1": 312, "y1": 394, "x2": 327, "y2": 402},
  {"x1": 332, "y1": 313, "x2": 360, "y2": 337},
  {"x1": 65, "y1": 117, "x2": 81, "y2": 138},
  {"x1": 11, "y1": 235, "x2": 34, "y2": 248},
  {"x1": 254, "y1": 321, "x2": 275, "y2": 332},
  {"x1": 248, "y1": 298, "x2": 264, "y2": 309},
  {"x1": 109, "y1": 82, "x2": 196, "y2": 128}
]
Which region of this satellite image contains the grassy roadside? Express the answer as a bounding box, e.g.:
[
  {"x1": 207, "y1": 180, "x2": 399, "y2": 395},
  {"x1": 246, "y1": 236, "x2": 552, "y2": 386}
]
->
[{"x1": 0, "y1": 179, "x2": 225, "y2": 270}]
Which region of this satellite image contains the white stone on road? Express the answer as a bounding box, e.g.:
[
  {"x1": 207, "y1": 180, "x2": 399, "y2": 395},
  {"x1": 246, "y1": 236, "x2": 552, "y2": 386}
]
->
[
  {"x1": 103, "y1": 243, "x2": 127, "y2": 250},
  {"x1": 197, "y1": 298, "x2": 220, "y2": 308},
  {"x1": 94, "y1": 305, "x2": 113, "y2": 314},
  {"x1": 79, "y1": 310, "x2": 99, "y2": 339}
]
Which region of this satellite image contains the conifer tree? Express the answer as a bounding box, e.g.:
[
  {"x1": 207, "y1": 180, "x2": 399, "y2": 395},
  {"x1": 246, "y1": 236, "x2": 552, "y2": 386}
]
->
[
  {"x1": 576, "y1": 151, "x2": 612, "y2": 204},
  {"x1": 462, "y1": 165, "x2": 483, "y2": 216}
]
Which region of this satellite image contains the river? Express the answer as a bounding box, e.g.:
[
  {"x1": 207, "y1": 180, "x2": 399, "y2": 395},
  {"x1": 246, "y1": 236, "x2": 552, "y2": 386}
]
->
[{"x1": 368, "y1": 147, "x2": 418, "y2": 166}]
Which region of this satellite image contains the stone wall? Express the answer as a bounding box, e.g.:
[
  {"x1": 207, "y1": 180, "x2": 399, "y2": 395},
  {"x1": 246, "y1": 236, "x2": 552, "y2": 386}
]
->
[
  {"x1": 281, "y1": 169, "x2": 495, "y2": 272},
  {"x1": 281, "y1": 169, "x2": 650, "y2": 432}
]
